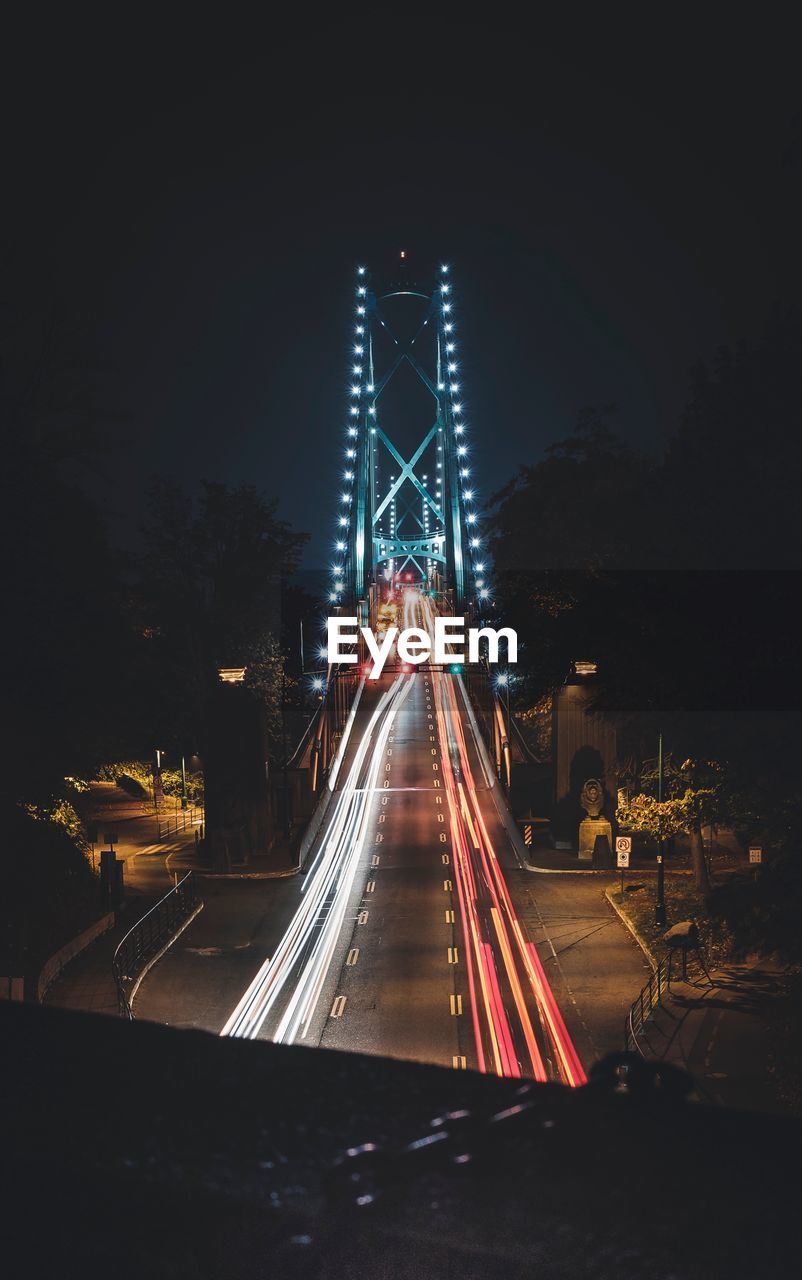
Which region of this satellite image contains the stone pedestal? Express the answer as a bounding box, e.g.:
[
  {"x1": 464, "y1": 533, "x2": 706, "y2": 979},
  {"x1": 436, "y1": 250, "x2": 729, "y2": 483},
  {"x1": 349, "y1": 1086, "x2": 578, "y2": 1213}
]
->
[{"x1": 579, "y1": 816, "x2": 612, "y2": 861}]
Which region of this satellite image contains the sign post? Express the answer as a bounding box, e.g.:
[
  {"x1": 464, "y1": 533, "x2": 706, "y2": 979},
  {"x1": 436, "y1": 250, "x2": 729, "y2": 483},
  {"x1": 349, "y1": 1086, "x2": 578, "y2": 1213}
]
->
[
  {"x1": 616, "y1": 836, "x2": 632, "y2": 896},
  {"x1": 749, "y1": 846, "x2": 763, "y2": 881}
]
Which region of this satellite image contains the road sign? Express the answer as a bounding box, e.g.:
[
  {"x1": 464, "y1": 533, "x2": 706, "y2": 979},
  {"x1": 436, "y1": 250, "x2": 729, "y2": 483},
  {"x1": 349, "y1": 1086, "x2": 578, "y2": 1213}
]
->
[
  {"x1": 615, "y1": 836, "x2": 632, "y2": 868},
  {"x1": 749, "y1": 846, "x2": 763, "y2": 865}
]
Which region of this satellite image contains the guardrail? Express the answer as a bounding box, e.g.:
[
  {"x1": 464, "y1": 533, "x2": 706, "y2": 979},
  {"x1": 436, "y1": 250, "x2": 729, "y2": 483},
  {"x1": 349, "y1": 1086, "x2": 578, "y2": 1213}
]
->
[
  {"x1": 625, "y1": 954, "x2": 670, "y2": 1054},
  {"x1": 156, "y1": 804, "x2": 203, "y2": 841},
  {"x1": 113, "y1": 872, "x2": 202, "y2": 1018}
]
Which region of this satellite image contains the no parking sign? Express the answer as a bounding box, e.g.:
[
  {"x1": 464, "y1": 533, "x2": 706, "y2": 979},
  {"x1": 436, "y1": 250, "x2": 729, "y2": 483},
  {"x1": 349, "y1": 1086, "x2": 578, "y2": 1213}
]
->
[{"x1": 615, "y1": 836, "x2": 632, "y2": 868}]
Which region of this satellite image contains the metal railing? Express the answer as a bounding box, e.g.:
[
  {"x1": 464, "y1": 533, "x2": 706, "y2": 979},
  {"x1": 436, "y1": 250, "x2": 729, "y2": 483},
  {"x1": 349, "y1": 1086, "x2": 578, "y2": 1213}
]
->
[
  {"x1": 625, "y1": 955, "x2": 670, "y2": 1054},
  {"x1": 156, "y1": 804, "x2": 203, "y2": 841},
  {"x1": 113, "y1": 872, "x2": 202, "y2": 1018}
]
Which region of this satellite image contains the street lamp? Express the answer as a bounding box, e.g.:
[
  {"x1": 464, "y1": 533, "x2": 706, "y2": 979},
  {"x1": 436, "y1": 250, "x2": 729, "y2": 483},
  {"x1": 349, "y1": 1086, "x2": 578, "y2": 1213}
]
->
[{"x1": 655, "y1": 731, "x2": 666, "y2": 926}]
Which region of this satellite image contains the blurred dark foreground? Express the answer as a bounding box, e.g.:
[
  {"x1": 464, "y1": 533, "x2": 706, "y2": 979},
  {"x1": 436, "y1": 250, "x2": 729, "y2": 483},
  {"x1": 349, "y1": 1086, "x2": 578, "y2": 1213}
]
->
[{"x1": 2, "y1": 1002, "x2": 798, "y2": 1279}]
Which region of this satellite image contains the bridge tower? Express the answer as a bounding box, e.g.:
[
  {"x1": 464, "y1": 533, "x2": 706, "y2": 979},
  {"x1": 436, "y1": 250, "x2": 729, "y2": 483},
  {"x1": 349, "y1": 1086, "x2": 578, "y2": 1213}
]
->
[{"x1": 329, "y1": 254, "x2": 489, "y2": 619}]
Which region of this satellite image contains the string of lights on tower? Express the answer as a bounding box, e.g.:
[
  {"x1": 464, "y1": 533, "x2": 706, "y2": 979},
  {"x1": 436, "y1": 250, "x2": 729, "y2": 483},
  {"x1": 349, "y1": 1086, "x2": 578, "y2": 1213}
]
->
[{"x1": 329, "y1": 256, "x2": 490, "y2": 613}]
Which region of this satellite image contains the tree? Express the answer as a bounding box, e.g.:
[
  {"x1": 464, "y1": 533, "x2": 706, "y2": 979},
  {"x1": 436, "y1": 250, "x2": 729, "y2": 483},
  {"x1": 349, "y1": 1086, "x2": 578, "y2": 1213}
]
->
[{"x1": 617, "y1": 757, "x2": 740, "y2": 892}]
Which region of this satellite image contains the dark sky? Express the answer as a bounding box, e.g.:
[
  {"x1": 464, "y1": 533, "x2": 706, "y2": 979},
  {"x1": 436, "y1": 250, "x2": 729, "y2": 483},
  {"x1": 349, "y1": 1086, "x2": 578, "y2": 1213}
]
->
[{"x1": 4, "y1": 12, "x2": 800, "y2": 569}]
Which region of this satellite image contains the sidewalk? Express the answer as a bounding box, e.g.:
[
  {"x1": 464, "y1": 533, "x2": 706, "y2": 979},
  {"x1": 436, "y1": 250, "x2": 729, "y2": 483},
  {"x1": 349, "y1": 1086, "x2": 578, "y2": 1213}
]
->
[
  {"x1": 634, "y1": 960, "x2": 796, "y2": 1116},
  {"x1": 44, "y1": 816, "x2": 201, "y2": 1017}
]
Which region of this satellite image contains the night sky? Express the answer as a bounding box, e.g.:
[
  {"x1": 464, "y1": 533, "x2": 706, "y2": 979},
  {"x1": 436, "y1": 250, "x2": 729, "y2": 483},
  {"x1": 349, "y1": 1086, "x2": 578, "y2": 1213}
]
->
[{"x1": 4, "y1": 13, "x2": 799, "y2": 570}]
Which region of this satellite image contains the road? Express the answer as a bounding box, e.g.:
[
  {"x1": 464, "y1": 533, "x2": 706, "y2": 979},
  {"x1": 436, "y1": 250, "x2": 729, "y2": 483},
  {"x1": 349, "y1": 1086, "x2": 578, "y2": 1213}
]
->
[{"x1": 137, "y1": 592, "x2": 589, "y2": 1081}]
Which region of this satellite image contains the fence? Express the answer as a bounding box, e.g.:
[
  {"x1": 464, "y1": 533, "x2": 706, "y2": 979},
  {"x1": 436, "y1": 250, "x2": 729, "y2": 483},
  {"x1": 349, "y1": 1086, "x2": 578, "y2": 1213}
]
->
[
  {"x1": 113, "y1": 872, "x2": 202, "y2": 1018},
  {"x1": 156, "y1": 804, "x2": 203, "y2": 841},
  {"x1": 625, "y1": 955, "x2": 670, "y2": 1054}
]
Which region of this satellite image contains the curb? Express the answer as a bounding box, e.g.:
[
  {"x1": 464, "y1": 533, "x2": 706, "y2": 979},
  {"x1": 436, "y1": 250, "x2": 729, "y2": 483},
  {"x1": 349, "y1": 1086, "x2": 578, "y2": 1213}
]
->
[{"x1": 604, "y1": 886, "x2": 660, "y2": 970}]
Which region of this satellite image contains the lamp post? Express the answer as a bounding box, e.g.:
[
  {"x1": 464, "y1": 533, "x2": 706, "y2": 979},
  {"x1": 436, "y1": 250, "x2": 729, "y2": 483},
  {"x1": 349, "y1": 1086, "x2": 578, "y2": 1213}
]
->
[
  {"x1": 180, "y1": 754, "x2": 188, "y2": 810},
  {"x1": 655, "y1": 731, "x2": 666, "y2": 926}
]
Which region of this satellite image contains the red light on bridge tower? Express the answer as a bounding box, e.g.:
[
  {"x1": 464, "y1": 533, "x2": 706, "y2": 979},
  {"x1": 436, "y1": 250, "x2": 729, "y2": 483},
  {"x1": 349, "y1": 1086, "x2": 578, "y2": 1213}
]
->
[{"x1": 399, "y1": 249, "x2": 406, "y2": 260}]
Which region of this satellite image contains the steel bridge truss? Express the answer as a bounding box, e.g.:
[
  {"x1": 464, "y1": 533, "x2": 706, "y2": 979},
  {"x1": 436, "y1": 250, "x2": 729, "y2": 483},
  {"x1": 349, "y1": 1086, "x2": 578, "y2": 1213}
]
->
[{"x1": 331, "y1": 257, "x2": 486, "y2": 612}]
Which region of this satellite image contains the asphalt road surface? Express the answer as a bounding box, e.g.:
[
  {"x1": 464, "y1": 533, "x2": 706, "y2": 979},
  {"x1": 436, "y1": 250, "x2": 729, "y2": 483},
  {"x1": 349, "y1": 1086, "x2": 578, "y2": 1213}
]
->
[{"x1": 136, "y1": 592, "x2": 645, "y2": 1082}]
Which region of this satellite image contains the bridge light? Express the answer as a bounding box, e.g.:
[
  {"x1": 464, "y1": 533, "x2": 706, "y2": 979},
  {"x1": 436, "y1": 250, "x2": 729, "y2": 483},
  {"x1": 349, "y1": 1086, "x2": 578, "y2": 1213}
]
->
[
  {"x1": 339, "y1": 516, "x2": 348, "y2": 526},
  {"x1": 441, "y1": 264, "x2": 449, "y2": 273},
  {"x1": 441, "y1": 284, "x2": 450, "y2": 293},
  {"x1": 455, "y1": 425, "x2": 464, "y2": 435},
  {"x1": 470, "y1": 537, "x2": 480, "y2": 548},
  {"x1": 495, "y1": 672, "x2": 508, "y2": 687},
  {"x1": 479, "y1": 588, "x2": 489, "y2": 599},
  {"x1": 443, "y1": 303, "x2": 452, "y2": 313},
  {"x1": 457, "y1": 445, "x2": 467, "y2": 456},
  {"x1": 444, "y1": 322, "x2": 453, "y2": 332},
  {"x1": 438, "y1": 382, "x2": 445, "y2": 390},
  {"x1": 350, "y1": 384, "x2": 360, "y2": 395},
  {"x1": 450, "y1": 383, "x2": 459, "y2": 392},
  {"x1": 357, "y1": 305, "x2": 366, "y2": 315},
  {"x1": 344, "y1": 471, "x2": 354, "y2": 480},
  {"x1": 329, "y1": 592, "x2": 338, "y2": 602},
  {"x1": 357, "y1": 286, "x2": 367, "y2": 296},
  {"x1": 355, "y1": 325, "x2": 364, "y2": 334},
  {"x1": 448, "y1": 363, "x2": 457, "y2": 373},
  {"x1": 352, "y1": 364, "x2": 362, "y2": 375},
  {"x1": 336, "y1": 541, "x2": 346, "y2": 551},
  {"x1": 311, "y1": 676, "x2": 324, "y2": 693},
  {"x1": 446, "y1": 342, "x2": 455, "y2": 353},
  {"x1": 369, "y1": 406, "x2": 376, "y2": 416},
  {"x1": 341, "y1": 493, "x2": 350, "y2": 503},
  {"x1": 346, "y1": 449, "x2": 356, "y2": 459},
  {"x1": 348, "y1": 427, "x2": 358, "y2": 436},
  {"x1": 460, "y1": 468, "x2": 469, "y2": 478},
  {"x1": 464, "y1": 489, "x2": 474, "y2": 501},
  {"x1": 357, "y1": 266, "x2": 366, "y2": 275},
  {"x1": 466, "y1": 513, "x2": 477, "y2": 524},
  {"x1": 367, "y1": 382, "x2": 374, "y2": 391},
  {"x1": 475, "y1": 562, "x2": 485, "y2": 572},
  {"x1": 354, "y1": 345, "x2": 364, "y2": 355},
  {"x1": 453, "y1": 402, "x2": 462, "y2": 413}
]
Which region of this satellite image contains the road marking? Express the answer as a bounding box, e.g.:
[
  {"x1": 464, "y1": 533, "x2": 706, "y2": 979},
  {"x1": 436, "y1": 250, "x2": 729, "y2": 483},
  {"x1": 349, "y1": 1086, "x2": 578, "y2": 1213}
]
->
[
  {"x1": 371, "y1": 854, "x2": 380, "y2": 867},
  {"x1": 450, "y1": 993, "x2": 462, "y2": 1015},
  {"x1": 381, "y1": 797, "x2": 388, "y2": 805},
  {"x1": 432, "y1": 763, "x2": 439, "y2": 771},
  {"x1": 346, "y1": 948, "x2": 359, "y2": 966},
  {"x1": 435, "y1": 795, "x2": 442, "y2": 804},
  {"x1": 330, "y1": 995, "x2": 347, "y2": 1018},
  {"x1": 385, "y1": 763, "x2": 391, "y2": 771},
  {"x1": 448, "y1": 946, "x2": 459, "y2": 964},
  {"x1": 445, "y1": 909, "x2": 455, "y2": 923},
  {"x1": 442, "y1": 853, "x2": 450, "y2": 864},
  {"x1": 366, "y1": 880, "x2": 376, "y2": 893},
  {"x1": 433, "y1": 779, "x2": 440, "y2": 788},
  {"x1": 437, "y1": 813, "x2": 444, "y2": 822},
  {"x1": 386, "y1": 748, "x2": 392, "y2": 756},
  {"x1": 375, "y1": 833, "x2": 383, "y2": 842},
  {"x1": 452, "y1": 1055, "x2": 467, "y2": 1070},
  {"x1": 443, "y1": 879, "x2": 452, "y2": 891},
  {"x1": 358, "y1": 910, "x2": 369, "y2": 924},
  {"x1": 378, "y1": 814, "x2": 385, "y2": 823},
  {"x1": 431, "y1": 748, "x2": 438, "y2": 755},
  {"x1": 439, "y1": 832, "x2": 448, "y2": 842}
]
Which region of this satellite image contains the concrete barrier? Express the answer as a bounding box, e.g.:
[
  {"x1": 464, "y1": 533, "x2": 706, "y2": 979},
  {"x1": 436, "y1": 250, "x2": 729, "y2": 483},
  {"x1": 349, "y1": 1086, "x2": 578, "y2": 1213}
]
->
[{"x1": 37, "y1": 912, "x2": 115, "y2": 1003}]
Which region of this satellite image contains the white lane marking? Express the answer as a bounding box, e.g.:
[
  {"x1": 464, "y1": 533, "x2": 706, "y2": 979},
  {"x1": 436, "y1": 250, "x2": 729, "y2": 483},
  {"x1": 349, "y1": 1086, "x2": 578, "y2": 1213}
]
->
[
  {"x1": 366, "y1": 880, "x2": 376, "y2": 893},
  {"x1": 450, "y1": 993, "x2": 463, "y2": 1015},
  {"x1": 331, "y1": 995, "x2": 347, "y2": 1018},
  {"x1": 443, "y1": 879, "x2": 452, "y2": 891},
  {"x1": 452, "y1": 1055, "x2": 467, "y2": 1069},
  {"x1": 448, "y1": 946, "x2": 459, "y2": 964},
  {"x1": 445, "y1": 909, "x2": 455, "y2": 924},
  {"x1": 346, "y1": 948, "x2": 359, "y2": 966},
  {"x1": 358, "y1": 910, "x2": 369, "y2": 924}
]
